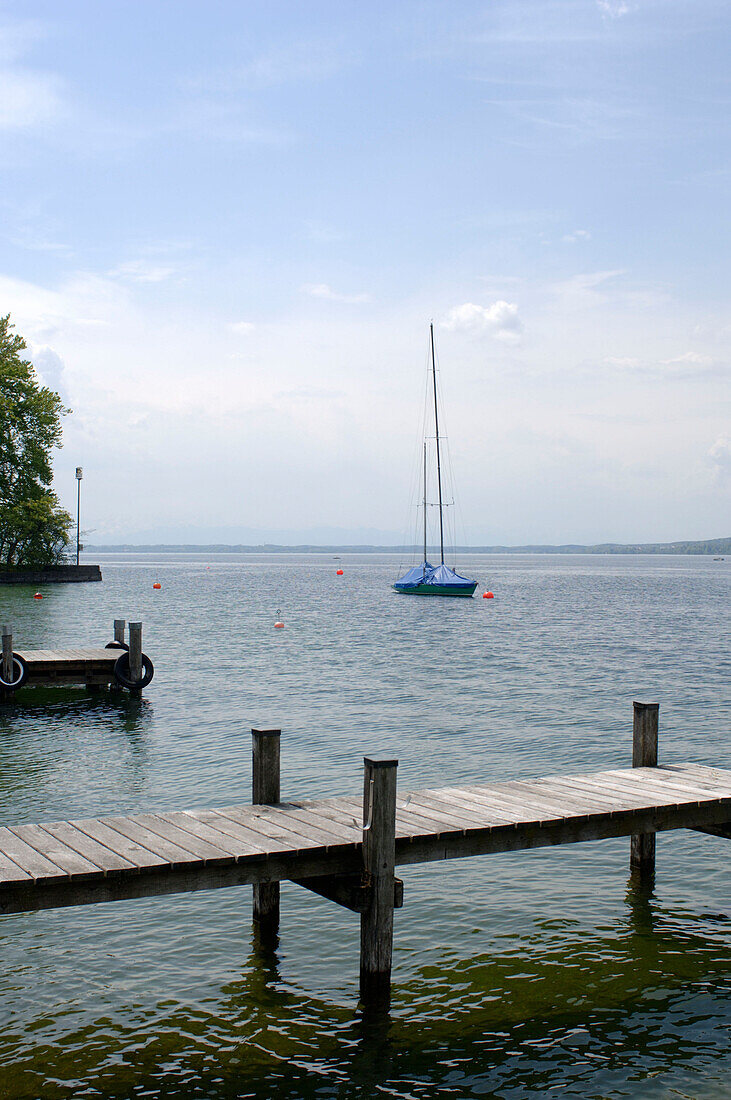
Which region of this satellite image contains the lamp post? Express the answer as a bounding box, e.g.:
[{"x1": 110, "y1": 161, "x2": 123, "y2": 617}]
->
[{"x1": 75, "y1": 467, "x2": 83, "y2": 566}]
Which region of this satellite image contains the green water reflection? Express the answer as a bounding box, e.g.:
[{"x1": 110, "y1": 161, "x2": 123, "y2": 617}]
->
[{"x1": 0, "y1": 875, "x2": 728, "y2": 1099}]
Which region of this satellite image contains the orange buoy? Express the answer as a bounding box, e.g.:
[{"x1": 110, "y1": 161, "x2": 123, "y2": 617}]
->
[
  {"x1": 274, "y1": 610, "x2": 284, "y2": 628},
  {"x1": 153, "y1": 582, "x2": 162, "y2": 590},
  {"x1": 274, "y1": 621, "x2": 284, "y2": 629},
  {"x1": 336, "y1": 569, "x2": 344, "y2": 575},
  {"x1": 33, "y1": 592, "x2": 43, "y2": 600},
  {"x1": 483, "y1": 591, "x2": 494, "y2": 599}
]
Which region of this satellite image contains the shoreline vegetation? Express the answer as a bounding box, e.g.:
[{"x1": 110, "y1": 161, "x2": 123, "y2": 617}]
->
[{"x1": 85, "y1": 537, "x2": 730, "y2": 556}]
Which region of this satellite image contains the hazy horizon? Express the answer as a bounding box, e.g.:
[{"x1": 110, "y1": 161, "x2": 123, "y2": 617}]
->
[{"x1": 81, "y1": 527, "x2": 729, "y2": 550}]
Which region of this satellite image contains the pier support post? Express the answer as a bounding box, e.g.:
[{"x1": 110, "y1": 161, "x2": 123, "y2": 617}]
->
[
  {"x1": 631, "y1": 701, "x2": 659, "y2": 873},
  {"x1": 2, "y1": 626, "x2": 13, "y2": 684},
  {"x1": 252, "y1": 729, "x2": 281, "y2": 939},
  {"x1": 114, "y1": 619, "x2": 126, "y2": 646},
  {"x1": 359, "y1": 756, "x2": 398, "y2": 1010},
  {"x1": 128, "y1": 622, "x2": 142, "y2": 694},
  {"x1": 1, "y1": 626, "x2": 13, "y2": 701}
]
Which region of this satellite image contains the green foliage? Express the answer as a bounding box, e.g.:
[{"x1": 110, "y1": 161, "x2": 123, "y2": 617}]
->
[{"x1": 0, "y1": 314, "x2": 73, "y2": 567}]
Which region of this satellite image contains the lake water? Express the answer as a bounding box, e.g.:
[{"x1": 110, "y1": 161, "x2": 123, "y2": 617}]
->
[{"x1": 0, "y1": 552, "x2": 728, "y2": 1099}]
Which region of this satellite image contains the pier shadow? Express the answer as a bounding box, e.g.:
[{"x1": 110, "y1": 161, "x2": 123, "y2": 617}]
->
[{"x1": 0, "y1": 685, "x2": 152, "y2": 735}]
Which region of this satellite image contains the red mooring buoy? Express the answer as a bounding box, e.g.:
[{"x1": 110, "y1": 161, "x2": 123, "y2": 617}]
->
[
  {"x1": 274, "y1": 621, "x2": 284, "y2": 629},
  {"x1": 33, "y1": 592, "x2": 43, "y2": 600},
  {"x1": 483, "y1": 591, "x2": 494, "y2": 599},
  {"x1": 153, "y1": 582, "x2": 162, "y2": 589},
  {"x1": 336, "y1": 569, "x2": 344, "y2": 575}
]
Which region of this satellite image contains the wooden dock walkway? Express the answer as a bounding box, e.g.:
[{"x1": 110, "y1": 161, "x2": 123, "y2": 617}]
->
[
  {"x1": 0, "y1": 762, "x2": 728, "y2": 911},
  {"x1": 0, "y1": 704, "x2": 728, "y2": 1005},
  {"x1": 1, "y1": 619, "x2": 153, "y2": 695}
]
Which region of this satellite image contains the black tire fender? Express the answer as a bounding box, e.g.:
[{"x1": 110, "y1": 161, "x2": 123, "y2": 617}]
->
[
  {"x1": 113, "y1": 651, "x2": 154, "y2": 689},
  {"x1": 105, "y1": 641, "x2": 129, "y2": 650},
  {"x1": 0, "y1": 653, "x2": 28, "y2": 690}
]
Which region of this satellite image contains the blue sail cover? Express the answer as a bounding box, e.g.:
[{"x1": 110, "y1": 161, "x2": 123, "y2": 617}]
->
[{"x1": 393, "y1": 561, "x2": 476, "y2": 593}]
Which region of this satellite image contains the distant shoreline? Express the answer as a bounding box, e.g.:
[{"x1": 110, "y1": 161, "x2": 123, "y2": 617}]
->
[{"x1": 85, "y1": 538, "x2": 730, "y2": 556}]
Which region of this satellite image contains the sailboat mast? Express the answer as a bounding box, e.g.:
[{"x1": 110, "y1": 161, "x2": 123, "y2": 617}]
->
[
  {"x1": 430, "y1": 321, "x2": 445, "y2": 565},
  {"x1": 423, "y1": 441, "x2": 428, "y2": 565}
]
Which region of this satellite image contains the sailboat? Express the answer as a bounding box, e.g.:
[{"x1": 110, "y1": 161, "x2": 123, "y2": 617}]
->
[{"x1": 393, "y1": 324, "x2": 478, "y2": 597}]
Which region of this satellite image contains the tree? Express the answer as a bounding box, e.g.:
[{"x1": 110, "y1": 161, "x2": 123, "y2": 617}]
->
[{"x1": 0, "y1": 314, "x2": 73, "y2": 567}]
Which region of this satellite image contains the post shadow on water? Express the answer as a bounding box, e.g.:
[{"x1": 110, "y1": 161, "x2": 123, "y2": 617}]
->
[
  {"x1": 626, "y1": 865, "x2": 657, "y2": 935},
  {"x1": 228, "y1": 919, "x2": 396, "y2": 1098}
]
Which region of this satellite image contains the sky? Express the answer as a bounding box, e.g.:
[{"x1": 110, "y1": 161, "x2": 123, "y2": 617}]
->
[{"x1": 0, "y1": 0, "x2": 729, "y2": 545}]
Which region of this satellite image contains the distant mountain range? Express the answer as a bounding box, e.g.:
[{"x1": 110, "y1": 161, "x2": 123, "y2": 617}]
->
[{"x1": 86, "y1": 537, "x2": 730, "y2": 555}]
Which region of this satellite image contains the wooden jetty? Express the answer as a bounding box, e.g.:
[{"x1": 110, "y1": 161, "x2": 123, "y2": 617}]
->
[
  {"x1": 0, "y1": 704, "x2": 728, "y2": 1007},
  {"x1": 1, "y1": 619, "x2": 153, "y2": 698}
]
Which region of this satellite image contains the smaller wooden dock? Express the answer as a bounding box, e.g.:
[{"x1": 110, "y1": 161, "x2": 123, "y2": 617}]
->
[
  {"x1": 0, "y1": 703, "x2": 727, "y2": 1008},
  {"x1": 14, "y1": 648, "x2": 122, "y2": 687},
  {"x1": 1, "y1": 619, "x2": 153, "y2": 697}
]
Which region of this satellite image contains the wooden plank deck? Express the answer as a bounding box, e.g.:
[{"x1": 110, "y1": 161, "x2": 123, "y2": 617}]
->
[
  {"x1": 1, "y1": 762, "x2": 729, "y2": 916},
  {"x1": 13, "y1": 647, "x2": 126, "y2": 688},
  {"x1": 16, "y1": 649, "x2": 120, "y2": 663}
]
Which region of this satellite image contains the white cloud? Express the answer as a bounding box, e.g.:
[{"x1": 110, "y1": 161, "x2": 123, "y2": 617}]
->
[
  {"x1": 604, "y1": 351, "x2": 723, "y2": 378},
  {"x1": 29, "y1": 343, "x2": 68, "y2": 400},
  {"x1": 597, "y1": 1, "x2": 630, "y2": 17},
  {"x1": 229, "y1": 321, "x2": 255, "y2": 335},
  {"x1": 442, "y1": 300, "x2": 523, "y2": 342},
  {"x1": 0, "y1": 17, "x2": 64, "y2": 130},
  {"x1": 660, "y1": 351, "x2": 714, "y2": 370},
  {"x1": 110, "y1": 260, "x2": 177, "y2": 283},
  {"x1": 551, "y1": 269, "x2": 626, "y2": 310},
  {"x1": 0, "y1": 271, "x2": 127, "y2": 342},
  {"x1": 562, "y1": 229, "x2": 591, "y2": 243},
  {"x1": 302, "y1": 220, "x2": 347, "y2": 244},
  {"x1": 0, "y1": 68, "x2": 62, "y2": 130},
  {"x1": 172, "y1": 98, "x2": 293, "y2": 146},
  {"x1": 604, "y1": 356, "x2": 640, "y2": 369},
  {"x1": 301, "y1": 283, "x2": 369, "y2": 304},
  {"x1": 190, "y1": 41, "x2": 353, "y2": 93},
  {"x1": 707, "y1": 435, "x2": 731, "y2": 482}
]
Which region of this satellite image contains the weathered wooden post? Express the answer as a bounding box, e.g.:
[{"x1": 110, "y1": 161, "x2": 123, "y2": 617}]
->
[
  {"x1": 108, "y1": 620, "x2": 127, "y2": 692},
  {"x1": 252, "y1": 729, "x2": 281, "y2": 937},
  {"x1": 1, "y1": 626, "x2": 13, "y2": 684},
  {"x1": 631, "y1": 701, "x2": 659, "y2": 872},
  {"x1": 128, "y1": 622, "x2": 142, "y2": 691},
  {"x1": 360, "y1": 756, "x2": 398, "y2": 1009}
]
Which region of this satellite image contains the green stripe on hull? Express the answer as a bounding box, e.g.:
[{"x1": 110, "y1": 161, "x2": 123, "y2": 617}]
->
[{"x1": 393, "y1": 583, "x2": 477, "y2": 597}]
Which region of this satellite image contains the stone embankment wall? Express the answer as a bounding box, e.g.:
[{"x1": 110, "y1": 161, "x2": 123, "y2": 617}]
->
[{"x1": 0, "y1": 565, "x2": 102, "y2": 584}]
